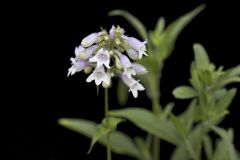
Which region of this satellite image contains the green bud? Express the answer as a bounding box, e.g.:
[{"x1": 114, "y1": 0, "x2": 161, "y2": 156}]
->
[
  {"x1": 102, "y1": 82, "x2": 110, "y2": 88},
  {"x1": 104, "y1": 35, "x2": 110, "y2": 41},
  {"x1": 111, "y1": 72, "x2": 115, "y2": 77},
  {"x1": 115, "y1": 38, "x2": 121, "y2": 45},
  {"x1": 114, "y1": 55, "x2": 122, "y2": 69},
  {"x1": 79, "y1": 53, "x2": 86, "y2": 60},
  {"x1": 121, "y1": 39, "x2": 131, "y2": 49},
  {"x1": 96, "y1": 36, "x2": 103, "y2": 43},
  {"x1": 109, "y1": 50, "x2": 114, "y2": 56},
  {"x1": 84, "y1": 66, "x2": 92, "y2": 74},
  {"x1": 116, "y1": 46, "x2": 125, "y2": 52}
]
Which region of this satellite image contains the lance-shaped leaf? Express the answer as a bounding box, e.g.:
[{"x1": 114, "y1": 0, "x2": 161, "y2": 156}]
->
[
  {"x1": 224, "y1": 65, "x2": 240, "y2": 77},
  {"x1": 108, "y1": 10, "x2": 147, "y2": 39},
  {"x1": 88, "y1": 117, "x2": 123, "y2": 153},
  {"x1": 173, "y1": 86, "x2": 197, "y2": 99},
  {"x1": 134, "y1": 137, "x2": 152, "y2": 160},
  {"x1": 210, "y1": 126, "x2": 238, "y2": 160},
  {"x1": 58, "y1": 118, "x2": 141, "y2": 159},
  {"x1": 216, "y1": 88, "x2": 237, "y2": 112},
  {"x1": 161, "y1": 5, "x2": 205, "y2": 58},
  {"x1": 193, "y1": 43, "x2": 210, "y2": 70},
  {"x1": 203, "y1": 135, "x2": 213, "y2": 160},
  {"x1": 110, "y1": 108, "x2": 182, "y2": 145}
]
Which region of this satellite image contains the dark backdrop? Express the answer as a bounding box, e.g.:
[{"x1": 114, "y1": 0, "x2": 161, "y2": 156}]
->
[{"x1": 6, "y1": 0, "x2": 240, "y2": 160}]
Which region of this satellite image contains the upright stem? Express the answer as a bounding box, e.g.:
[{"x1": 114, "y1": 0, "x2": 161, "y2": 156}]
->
[
  {"x1": 195, "y1": 125, "x2": 204, "y2": 160},
  {"x1": 104, "y1": 88, "x2": 111, "y2": 160},
  {"x1": 150, "y1": 74, "x2": 161, "y2": 160}
]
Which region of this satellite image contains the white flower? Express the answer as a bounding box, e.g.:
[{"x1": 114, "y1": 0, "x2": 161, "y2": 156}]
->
[
  {"x1": 89, "y1": 48, "x2": 110, "y2": 68},
  {"x1": 68, "y1": 58, "x2": 88, "y2": 76},
  {"x1": 86, "y1": 66, "x2": 111, "y2": 86},
  {"x1": 79, "y1": 45, "x2": 98, "y2": 60},
  {"x1": 117, "y1": 50, "x2": 132, "y2": 68},
  {"x1": 120, "y1": 73, "x2": 145, "y2": 98},
  {"x1": 132, "y1": 63, "x2": 148, "y2": 75},
  {"x1": 123, "y1": 36, "x2": 148, "y2": 59},
  {"x1": 116, "y1": 50, "x2": 136, "y2": 78},
  {"x1": 74, "y1": 45, "x2": 85, "y2": 58},
  {"x1": 81, "y1": 32, "x2": 103, "y2": 47},
  {"x1": 126, "y1": 48, "x2": 139, "y2": 60}
]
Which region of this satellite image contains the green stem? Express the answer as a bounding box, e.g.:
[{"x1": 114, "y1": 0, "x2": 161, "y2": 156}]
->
[
  {"x1": 150, "y1": 74, "x2": 161, "y2": 160},
  {"x1": 195, "y1": 125, "x2": 204, "y2": 160},
  {"x1": 153, "y1": 137, "x2": 160, "y2": 160},
  {"x1": 104, "y1": 88, "x2": 111, "y2": 160}
]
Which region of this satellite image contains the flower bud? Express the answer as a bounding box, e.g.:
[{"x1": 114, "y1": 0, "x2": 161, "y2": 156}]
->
[
  {"x1": 115, "y1": 38, "x2": 121, "y2": 45},
  {"x1": 114, "y1": 55, "x2": 122, "y2": 70},
  {"x1": 81, "y1": 32, "x2": 103, "y2": 47},
  {"x1": 132, "y1": 63, "x2": 148, "y2": 75},
  {"x1": 79, "y1": 45, "x2": 98, "y2": 60},
  {"x1": 84, "y1": 66, "x2": 92, "y2": 74}
]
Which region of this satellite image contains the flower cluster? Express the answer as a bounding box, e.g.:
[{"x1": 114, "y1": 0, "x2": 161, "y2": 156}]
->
[{"x1": 68, "y1": 26, "x2": 148, "y2": 98}]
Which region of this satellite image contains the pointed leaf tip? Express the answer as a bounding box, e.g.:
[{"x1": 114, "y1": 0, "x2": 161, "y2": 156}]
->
[{"x1": 193, "y1": 43, "x2": 210, "y2": 70}]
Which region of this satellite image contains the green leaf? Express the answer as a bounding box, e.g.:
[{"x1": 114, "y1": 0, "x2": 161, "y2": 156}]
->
[
  {"x1": 150, "y1": 17, "x2": 165, "y2": 45},
  {"x1": 203, "y1": 135, "x2": 213, "y2": 160},
  {"x1": 173, "y1": 86, "x2": 197, "y2": 99},
  {"x1": 160, "y1": 102, "x2": 174, "y2": 120},
  {"x1": 110, "y1": 108, "x2": 182, "y2": 145},
  {"x1": 225, "y1": 65, "x2": 240, "y2": 77},
  {"x1": 88, "y1": 117, "x2": 124, "y2": 153},
  {"x1": 171, "y1": 145, "x2": 189, "y2": 160},
  {"x1": 88, "y1": 123, "x2": 111, "y2": 153},
  {"x1": 155, "y1": 17, "x2": 165, "y2": 35},
  {"x1": 163, "y1": 5, "x2": 205, "y2": 51},
  {"x1": 171, "y1": 126, "x2": 203, "y2": 160},
  {"x1": 179, "y1": 99, "x2": 202, "y2": 122},
  {"x1": 217, "y1": 88, "x2": 237, "y2": 112},
  {"x1": 210, "y1": 126, "x2": 238, "y2": 160},
  {"x1": 135, "y1": 137, "x2": 152, "y2": 160},
  {"x1": 117, "y1": 79, "x2": 129, "y2": 105},
  {"x1": 58, "y1": 118, "x2": 141, "y2": 159},
  {"x1": 193, "y1": 43, "x2": 210, "y2": 70},
  {"x1": 108, "y1": 10, "x2": 147, "y2": 39},
  {"x1": 216, "y1": 77, "x2": 240, "y2": 88}
]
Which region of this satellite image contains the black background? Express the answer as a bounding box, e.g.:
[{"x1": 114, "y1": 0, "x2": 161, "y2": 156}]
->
[{"x1": 6, "y1": 0, "x2": 240, "y2": 160}]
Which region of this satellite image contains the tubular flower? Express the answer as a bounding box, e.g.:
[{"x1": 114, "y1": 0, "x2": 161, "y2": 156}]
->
[{"x1": 68, "y1": 26, "x2": 148, "y2": 98}]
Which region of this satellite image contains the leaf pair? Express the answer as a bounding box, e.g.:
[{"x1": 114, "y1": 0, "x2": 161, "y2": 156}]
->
[{"x1": 58, "y1": 118, "x2": 142, "y2": 159}]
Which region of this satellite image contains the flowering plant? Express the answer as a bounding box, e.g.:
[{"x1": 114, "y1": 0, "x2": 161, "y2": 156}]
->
[
  {"x1": 59, "y1": 5, "x2": 240, "y2": 160},
  {"x1": 68, "y1": 25, "x2": 147, "y2": 98}
]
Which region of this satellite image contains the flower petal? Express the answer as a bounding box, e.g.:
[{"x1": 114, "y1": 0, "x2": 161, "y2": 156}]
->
[
  {"x1": 132, "y1": 63, "x2": 148, "y2": 75},
  {"x1": 126, "y1": 48, "x2": 139, "y2": 60},
  {"x1": 81, "y1": 32, "x2": 103, "y2": 47},
  {"x1": 75, "y1": 46, "x2": 85, "y2": 57},
  {"x1": 86, "y1": 72, "x2": 95, "y2": 83},
  {"x1": 130, "y1": 88, "x2": 138, "y2": 98}
]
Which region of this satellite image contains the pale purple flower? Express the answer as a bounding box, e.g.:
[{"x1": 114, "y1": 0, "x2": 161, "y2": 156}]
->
[
  {"x1": 126, "y1": 48, "x2": 139, "y2": 60},
  {"x1": 132, "y1": 63, "x2": 148, "y2": 75},
  {"x1": 86, "y1": 66, "x2": 111, "y2": 86},
  {"x1": 109, "y1": 25, "x2": 116, "y2": 38},
  {"x1": 116, "y1": 50, "x2": 136, "y2": 77},
  {"x1": 117, "y1": 51, "x2": 132, "y2": 68},
  {"x1": 120, "y1": 73, "x2": 145, "y2": 98},
  {"x1": 74, "y1": 45, "x2": 85, "y2": 58},
  {"x1": 68, "y1": 58, "x2": 88, "y2": 76},
  {"x1": 89, "y1": 48, "x2": 110, "y2": 68},
  {"x1": 81, "y1": 32, "x2": 103, "y2": 47},
  {"x1": 123, "y1": 36, "x2": 148, "y2": 59},
  {"x1": 79, "y1": 45, "x2": 98, "y2": 60}
]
